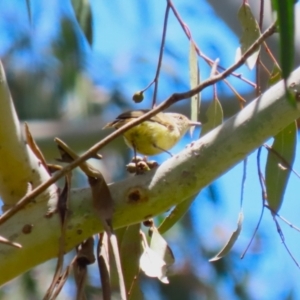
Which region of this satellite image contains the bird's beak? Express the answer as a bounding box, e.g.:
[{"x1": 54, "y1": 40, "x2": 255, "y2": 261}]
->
[
  {"x1": 188, "y1": 121, "x2": 201, "y2": 127},
  {"x1": 189, "y1": 121, "x2": 201, "y2": 137}
]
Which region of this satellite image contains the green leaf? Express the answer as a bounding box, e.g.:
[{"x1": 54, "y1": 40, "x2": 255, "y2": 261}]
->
[
  {"x1": 54, "y1": 18, "x2": 82, "y2": 90},
  {"x1": 189, "y1": 42, "x2": 200, "y2": 136},
  {"x1": 236, "y1": 2, "x2": 261, "y2": 70},
  {"x1": 120, "y1": 224, "x2": 143, "y2": 299},
  {"x1": 150, "y1": 227, "x2": 175, "y2": 267},
  {"x1": 158, "y1": 195, "x2": 197, "y2": 234},
  {"x1": 268, "y1": 64, "x2": 282, "y2": 87},
  {"x1": 140, "y1": 245, "x2": 169, "y2": 284},
  {"x1": 209, "y1": 212, "x2": 244, "y2": 262},
  {"x1": 272, "y1": 0, "x2": 295, "y2": 80},
  {"x1": 265, "y1": 121, "x2": 297, "y2": 212},
  {"x1": 140, "y1": 227, "x2": 174, "y2": 284},
  {"x1": 201, "y1": 97, "x2": 223, "y2": 137},
  {"x1": 71, "y1": 0, "x2": 93, "y2": 46}
]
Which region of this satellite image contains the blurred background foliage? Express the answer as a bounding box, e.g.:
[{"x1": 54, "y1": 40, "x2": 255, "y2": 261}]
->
[{"x1": 1, "y1": 0, "x2": 300, "y2": 299}]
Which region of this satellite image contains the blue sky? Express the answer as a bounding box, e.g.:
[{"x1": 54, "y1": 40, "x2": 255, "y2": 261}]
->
[{"x1": 0, "y1": 1, "x2": 299, "y2": 299}]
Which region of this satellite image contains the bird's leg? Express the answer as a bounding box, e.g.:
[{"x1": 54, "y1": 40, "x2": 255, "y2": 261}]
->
[
  {"x1": 126, "y1": 143, "x2": 159, "y2": 174},
  {"x1": 126, "y1": 144, "x2": 148, "y2": 174},
  {"x1": 132, "y1": 144, "x2": 141, "y2": 174},
  {"x1": 153, "y1": 143, "x2": 173, "y2": 157}
]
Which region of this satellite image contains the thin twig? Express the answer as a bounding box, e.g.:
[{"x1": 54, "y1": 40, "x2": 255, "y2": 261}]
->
[
  {"x1": 263, "y1": 42, "x2": 280, "y2": 67},
  {"x1": 167, "y1": 0, "x2": 256, "y2": 87},
  {"x1": 265, "y1": 204, "x2": 300, "y2": 233},
  {"x1": 263, "y1": 143, "x2": 300, "y2": 179},
  {"x1": 259, "y1": 60, "x2": 271, "y2": 76},
  {"x1": 240, "y1": 158, "x2": 247, "y2": 208},
  {"x1": 272, "y1": 215, "x2": 300, "y2": 268},
  {"x1": 0, "y1": 21, "x2": 277, "y2": 226},
  {"x1": 241, "y1": 147, "x2": 265, "y2": 259},
  {"x1": 152, "y1": 3, "x2": 170, "y2": 108},
  {"x1": 222, "y1": 78, "x2": 247, "y2": 109}
]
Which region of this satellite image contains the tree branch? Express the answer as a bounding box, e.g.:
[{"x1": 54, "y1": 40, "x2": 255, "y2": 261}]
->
[
  {"x1": 0, "y1": 21, "x2": 277, "y2": 224},
  {"x1": 0, "y1": 62, "x2": 57, "y2": 208},
  {"x1": 1, "y1": 66, "x2": 300, "y2": 285}
]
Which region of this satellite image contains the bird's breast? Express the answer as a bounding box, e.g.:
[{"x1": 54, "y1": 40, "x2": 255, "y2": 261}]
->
[{"x1": 122, "y1": 121, "x2": 180, "y2": 155}]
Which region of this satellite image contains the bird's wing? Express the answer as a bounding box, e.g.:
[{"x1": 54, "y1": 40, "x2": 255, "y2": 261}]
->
[{"x1": 103, "y1": 109, "x2": 173, "y2": 130}]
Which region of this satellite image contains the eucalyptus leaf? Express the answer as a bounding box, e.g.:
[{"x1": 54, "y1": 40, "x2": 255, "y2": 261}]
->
[
  {"x1": 272, "y1": 0, "x2": 295, "y2": 80},
  {"x1": 120, "y1": 224, "x2": 143, "y2": 300},
  {"x1": 209, "y1": 212, "x2": 244, "y2": 262},
  {"x1": 236, "y1": 2, "x2": 261, "y2": 70},
  {"x1": 201, "y1": 97, "x2": 223, "y2": 137},
  {"x1": 71, "y1": 0, "x2": 93, "y2": 46},
  {"x1": 140, "y1": 246, "x2": 169, "y2": 284},
  {"x1": 268, "y1": 64, "x2": 282, "y2": 87},
  {"x1": 150, "y1": 227, "x2": 174, "y2": 266},
  {"x1": 265, "y1": 121, "x2": 297, "y2": 212},
  {"x1": 158, "y1": 195, "x2": 196, "y2": 234}
]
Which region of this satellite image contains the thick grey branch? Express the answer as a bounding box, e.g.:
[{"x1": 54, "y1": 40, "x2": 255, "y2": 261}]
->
[{"x1": 0, "y1": 67, "x2": 300, "y2": 285}]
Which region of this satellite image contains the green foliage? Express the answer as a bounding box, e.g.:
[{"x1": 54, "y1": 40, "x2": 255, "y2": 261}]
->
[
  {"x1": 265, "y1": 121, "x2": 297, "y2": 212},
  {"x1": 120, "y1": 224, "x2": 143, "y2": 299},
  {"x1": 158, "y1": 195, "x2": 196, "y2": 234},
  {"x1": 237, "y1": 2, "x2": 261, "y2": 70},
  {"x1": 0, "y1": 1, "x2": 299, "y2": 300},
  {"x1": 272, "y1": 0, "x2": 295, "y2": 80},
  {"x1": 201, "y1": 96, "x2": 223, "y2": 137},
  {"x1": 71, "y1": 0, "x2": 93, "y2": 45},
  {"x1": 272, "y1": 0, "x2": 295, "y2": 106},
  {"x1": 268, "y1": 64, "x2": 282, "y2": 87},
  {"x1": 54, "y1": 18, "x2": 83, "y2": 91},
  {"x1": 209, "y1": 212, "x2": 244, "y2": 261}
]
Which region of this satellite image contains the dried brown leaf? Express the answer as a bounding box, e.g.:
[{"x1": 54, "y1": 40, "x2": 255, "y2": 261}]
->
[
  {"x1": 97, "y1": 233, "x2": 111, "y2": 300},
  {"x1": 24, "y1": 122, "x2": 49, "y2": 173},
  {"x1": 44, "y1": 173, "x2": 71, "y2": 300}
]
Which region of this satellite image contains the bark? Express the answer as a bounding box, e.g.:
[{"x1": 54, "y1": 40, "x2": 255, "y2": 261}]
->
[{"x1": 0, "y1": 63, "x2": 300, "y2": 285}]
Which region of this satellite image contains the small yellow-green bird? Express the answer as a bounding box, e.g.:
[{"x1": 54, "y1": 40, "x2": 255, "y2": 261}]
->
[{"x1": 104, "y1": 109, "x2": 201, "y2": 156}]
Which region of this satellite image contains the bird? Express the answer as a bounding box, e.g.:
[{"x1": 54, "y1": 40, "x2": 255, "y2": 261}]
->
[{"x1": 103, "y1": 109, "x2": 201, "y2": 156}]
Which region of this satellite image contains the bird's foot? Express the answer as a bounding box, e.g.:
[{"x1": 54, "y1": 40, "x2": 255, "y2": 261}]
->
[{"x1": 126, "y1": 156, "x2": 159, "y2": 174}]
